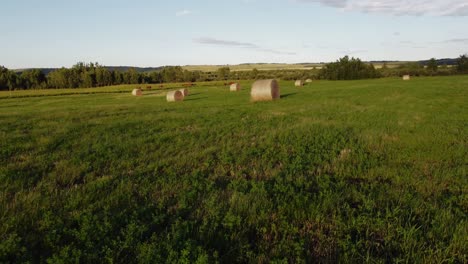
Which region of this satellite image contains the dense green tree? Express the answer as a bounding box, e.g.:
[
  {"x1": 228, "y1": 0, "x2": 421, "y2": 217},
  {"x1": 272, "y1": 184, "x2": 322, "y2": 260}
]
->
[
  {"x1": 125, "y1": 68, "x2": 141, "y2": 84},
  {"x1": 251, "y1": 68, "x2": 259, "y2": 79},
  {"x1": 80, "y1": 63, "x2": 96, "y2": 88},
  {"x1": 183, "y1": 70, "x2": 194, "y2": 82},
  {"x1": 96, "y1": 67, "x2": 113, "y2": 87},
  {"x1": 149, "y1": 71, "x2": 162, "y2": 84},
  {"x1": 47, "y1": 68, "x2": 70, "y2": 88},
  {"x1": 161, "y1": 67, "x2": 175, "y2": 83},
  {"x1": 456, "y1": 54, "x2": 468, "y2": 72},
  {"x1": 47, "y1": 62, "x2": 108, "y2": 88},
  {"x1": 161, "y1": 66, "x2": 184, "y2": 83},
  {"x1": 0, "y1": 66, "x2": 10, "y2": 90},
  {"x1": 81, "y1": 71, "x2": 96, "y2": 88},
  {"x1": 319, "y1": 56, "x2": 380, "y2": 80},
  {"x1": 21, "y1": 69, "x2": 46, "y2": 89},
  {"x1": 112, "y1": 71, "x2": 124, "y2": 85},
  {"x1": 192, "y1": 71, "x2": 201, "y2": 82},
  {"x1": 67, "y1": 68, "x2": 82, "y2": 88},
  {"x1": 217, "y1": 67, "x2": 230, "y2": 80},
  {"x1": 0, "y1": 66, "x2": 19, "y2": 91},
  {"x1": 427, "y1": 58, "x2": 438, "y2": 72}
]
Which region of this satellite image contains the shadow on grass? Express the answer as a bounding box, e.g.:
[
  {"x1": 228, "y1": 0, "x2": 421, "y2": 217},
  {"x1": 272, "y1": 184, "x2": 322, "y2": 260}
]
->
[
  {"x1": 185, "y1": 97, "x2": 208, "y2": 101},
  {"x1": 281, "y1": 92, "x2": 298, "y2": 99},
  {"x1": 188, "y1": 93, "x2": 202, "y2": 96},
  {"x1": 144, "y1": 91, "x2": 163, "y2": 96}
]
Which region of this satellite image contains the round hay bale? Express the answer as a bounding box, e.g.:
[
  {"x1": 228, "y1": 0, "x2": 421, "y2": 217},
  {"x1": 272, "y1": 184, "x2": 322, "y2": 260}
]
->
[
  {"x1": 178, "y1": 88, "x2": 189, "y2": 96},
  {"x1": 167, "y1": 90, "x2": 184, "y2": 102},
  {"x1": 295, "y1": 80, "x2": 304, "y2": 87},
  {"x1": 403, "y1": 75, "x2": 411, "y2": 81},
  {"x1": 251, "y1": 79, "x2": 280, "y2": 102},
  {"x1": 305, "y1": 79, "x2": 313, "y2": 83},
  {"x1": 230, "y1": 83, "x2": 241, "y2": 92},
  {"x1": 132, "y1": 89, "x2": 142, "y2": 96}
]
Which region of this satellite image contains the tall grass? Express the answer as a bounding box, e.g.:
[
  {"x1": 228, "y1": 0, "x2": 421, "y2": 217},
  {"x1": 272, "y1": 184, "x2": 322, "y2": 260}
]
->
[{"x1": 0, "y1": 76, "x2": 467, "y2": 263}]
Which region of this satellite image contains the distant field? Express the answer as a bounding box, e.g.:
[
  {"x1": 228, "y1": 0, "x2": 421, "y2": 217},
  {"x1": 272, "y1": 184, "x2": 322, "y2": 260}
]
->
[
  {"x1": 182, "y1": 63, "x2": 323, "y2": 72},
  {"x1": 181, "y1": 62, "x2": 408, "y2": 72},
  {"x1": 0, "y1": 76, "x2": 467, "y2": 263},
  {"x1": 0, "y1": 82, "x2": 226, "y2": 99}
]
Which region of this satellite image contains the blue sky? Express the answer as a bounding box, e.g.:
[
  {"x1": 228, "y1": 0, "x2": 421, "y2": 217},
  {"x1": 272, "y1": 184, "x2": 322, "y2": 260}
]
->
[{"x1": 1, "y1": 0, "x2": 467, "y2": 68}]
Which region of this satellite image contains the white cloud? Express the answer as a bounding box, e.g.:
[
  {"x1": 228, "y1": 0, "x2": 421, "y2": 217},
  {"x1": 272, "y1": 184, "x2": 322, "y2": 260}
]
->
[
  {"x1": 301, "y1": 0, "x2": 347, "y2": 8},
  {"x1": 194, "y1": 37, "x2": 296, "y2": 55},
  {"x1": 176, "y1": 9, "x2": 192, "y2": 17},
  {"x1": 340, "y1": 49, "x2": 368, "y2": 54},
  {"x1": 194, "y1": 38, "x2": 258, "y2": 48},
  {"x1": 296, "y1": 0, "x2": 468, "y2": 16},
  {"x1": 445, "y1": 38, "x2": 468, "y2": 43}
]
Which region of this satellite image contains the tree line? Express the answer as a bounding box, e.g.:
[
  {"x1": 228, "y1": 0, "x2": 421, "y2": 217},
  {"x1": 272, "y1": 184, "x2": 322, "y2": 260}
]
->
[
  {"x1": 0, "y1": 63, "x2": 206, "y2": 91},
  {"x1": 318, "y1": 54, "x2": 468, "y2": 80},
  {"x1": 0, "y1": 63, "x2": 319, "y2": 91},
  {"x1": 1, "y1": 55, "x2": 467, "y2": 90},
  {"x1": 318, "y1": 56, "x2": 380, "y2": 80},
  {"x1": 379, "y1": 55, "x2": 468, "y2": 78}
]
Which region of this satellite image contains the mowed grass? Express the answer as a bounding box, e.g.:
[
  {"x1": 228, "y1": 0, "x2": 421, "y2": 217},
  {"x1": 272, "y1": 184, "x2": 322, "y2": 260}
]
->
[
  {"x1": 180, "y1": 62, "x2": 404, "y2": 72},
  {"x1": 0, "y1": 81, "x2": 223, "y2": 99},
  {"x1": 0, "y1": 76, "x2": 467, "y2": 263},
  {"x1": 181, "y1": 63, "x2": 320, "y2": 72}
]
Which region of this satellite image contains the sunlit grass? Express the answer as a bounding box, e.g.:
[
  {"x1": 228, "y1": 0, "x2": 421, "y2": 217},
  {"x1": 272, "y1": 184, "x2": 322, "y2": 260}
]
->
[{"x1": 0, "y1": 76, "x2": 467, "y2": 263}]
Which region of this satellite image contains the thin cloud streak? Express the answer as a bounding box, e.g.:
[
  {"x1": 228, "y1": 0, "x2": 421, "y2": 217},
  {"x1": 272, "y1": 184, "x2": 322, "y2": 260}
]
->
[
  {"x1": 340, "y1": 49, "x2": 368, "y2": 54},
  {"x1": 295, "y1": 0, "x2": 468, "y2": 16},
  {"x1": 445, "y1": 38, "x2": 468, "y2": 43},
  {"x1": 193, "y1": 37, "x2": 296, "y2": 55},
  {"x1": 194, "y1": 38, "x2": 257, "y2": 48},
  {"x1": 176, "y1": 9, "x2": 192, "y2": 17}
]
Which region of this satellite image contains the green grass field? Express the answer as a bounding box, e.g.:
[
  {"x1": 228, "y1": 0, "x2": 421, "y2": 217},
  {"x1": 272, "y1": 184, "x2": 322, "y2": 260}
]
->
[
  {"x1": 180, "y1": 62, "x2": 404, "y2": 72},
  {"x1": 0, "y1": 76, "x2": 467, "y2": 263},
  {"x1": 181, "y1": 63, "x2": 321, "y2": 72}
]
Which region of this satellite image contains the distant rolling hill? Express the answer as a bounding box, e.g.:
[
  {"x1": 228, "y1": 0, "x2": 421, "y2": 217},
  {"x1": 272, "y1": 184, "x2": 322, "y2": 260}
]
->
[
  {"x1": 13, "y1": 66, "x2": 164, "y2": 75},
  {"x1": 104, "y1": 66, "x2": 164, "y2": 73},
  {"x1": 13, "y1": 58, "x2": 459, "y2": 75},
  {"x1": 418, "y1": 58, "x2": 458, "y2": 66}
]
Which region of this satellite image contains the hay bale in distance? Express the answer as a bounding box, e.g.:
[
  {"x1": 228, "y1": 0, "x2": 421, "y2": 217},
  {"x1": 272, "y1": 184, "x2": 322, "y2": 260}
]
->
[
  {"x1": 178, "y1": 88, "x2": 189, "y2": 96},
  {"x1": 167, "y1": 90, "x2": 184, "y2": 102},
  {"x1": 305, "y1": 79, "x2": 313, "y2": 83},
  {"x1": 132, "y1": 89, "x2": 142, "y2": 96},
  {"x1": 295, "y1": 80, "x2": 304, "y2": 87},
  {"x1": 403, "y1": 75, "x2": 411, "y2": 81},
  {"x1": 251, "y1": 79, "x2": 280, "y2": 102},
  {"x1": 230, "y1": 83, "x2": 241, "y2": 92}
]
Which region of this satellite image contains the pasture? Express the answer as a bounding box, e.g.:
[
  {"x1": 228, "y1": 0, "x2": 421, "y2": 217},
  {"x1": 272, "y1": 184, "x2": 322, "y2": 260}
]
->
[
  {"x1": 180, "y1": 62, "x2": 404, "y2": 72},
  {"x1": 0, "y1": 76, "x2": 467, "y2": 263}
]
